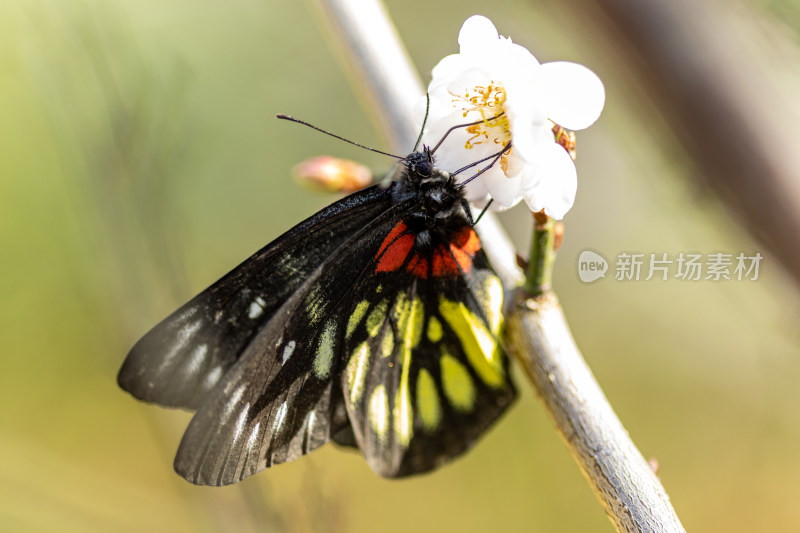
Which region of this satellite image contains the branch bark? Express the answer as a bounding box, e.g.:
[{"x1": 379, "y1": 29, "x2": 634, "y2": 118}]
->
[
  {"x1": 505, "y1": 291, "x2": 684, "y2": 532},
  {"x1": 307, "y1": 1, "x2": 685, "y2": 531},
  {"x1": 307, "y1": 0, "x2": 422, "y2": 152}
]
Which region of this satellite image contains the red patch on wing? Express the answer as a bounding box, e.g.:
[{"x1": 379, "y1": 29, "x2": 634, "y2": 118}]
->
[
  {"x1": 375, "y1": 222, "x2": 481, "y2": 278},
  {"x1": 375, "y1": 222, "x2": 414, "y2": 273},
  {"x1": 432, "y1": 226, "x2": 481, "y2": 277},
  {"x1": 406, "y1": 254, "x2": 429, "y2": 279},
  {"x1": 450, "y1": 226, "x2": 480, "y2": 271},
  {"x1": 375, "y1": 221, "x2": 407, "y2": 258},
  {"x1": 431, "y1": 247, "x2": 458, "y2": 277}
]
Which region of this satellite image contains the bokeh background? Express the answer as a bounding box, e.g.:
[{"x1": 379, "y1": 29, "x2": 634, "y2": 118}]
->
[{"x1": 2, "y1": 0, "x2": 799, "y2": 531}]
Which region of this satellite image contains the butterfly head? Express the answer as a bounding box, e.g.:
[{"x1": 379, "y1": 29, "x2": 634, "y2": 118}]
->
[{"x1": 403, "y1": 148, "x2": 435, "y2": 180}]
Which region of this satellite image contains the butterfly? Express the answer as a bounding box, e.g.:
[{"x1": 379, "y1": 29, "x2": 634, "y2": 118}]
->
[{"x1": 118, "y1": 116, "x2": 516, "y2": 486}]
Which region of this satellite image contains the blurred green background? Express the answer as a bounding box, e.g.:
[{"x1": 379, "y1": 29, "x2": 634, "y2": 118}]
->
[{"x1": 2, "y1": 0, "x2": 799, "y2": 531}]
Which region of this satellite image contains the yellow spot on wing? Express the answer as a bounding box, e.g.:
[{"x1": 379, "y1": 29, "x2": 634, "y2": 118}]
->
[
  {"x1": 369, "y1": 385, "x2": 389, "y2": 441},
  {"x1": 345, "y1": 341, "x2": 370, "y2": 403},
  {"x1": 346, "y1": 300, "x2": 370, "y2": 339},
  {"x1": 391, "y1": 295, "x2": 424, "y2": 448},
  {"x1": 477, "y1": 274, "x2": 504, "y2": 335},
  {"x1": 416, "y1": 368, "x2": 441, "y2": 430},
  {"x1": 314, "y1": 320, "x2": 336, "y2": 378},
  {"x1": 439, "y1": 296, "x2": 504, "y2": 388},
  {"x1": 305, "y1": 285, "x2": 325, "y2": 324},
  {"x1": 380, "y1": 331, "x2": 394, "y2": 358},
  {"x1": 407, "y1": 297, "x2": 424, "y2": 349},
  {"x1": 440, "y1": 351, "x2": 476, "y2": 411},
  {"x1": 427, "y1": 316, "x2": 443, "y2": 343},
  {"x1": 394, "y1": 388, "x2": 413, "y2": 447},
  {"x1": 365, "y1": 299, "x2": 388, "y2": 337},
  {"x1": 392, "y1": 291, "x2": 408, "y2": 328}
]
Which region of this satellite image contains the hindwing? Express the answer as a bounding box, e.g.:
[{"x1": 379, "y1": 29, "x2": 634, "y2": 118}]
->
[{"x1": 339, "y1": 226, "x2": 514, "y2": 477}]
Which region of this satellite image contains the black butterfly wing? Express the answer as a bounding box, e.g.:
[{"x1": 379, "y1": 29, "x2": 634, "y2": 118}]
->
[
  {"x1": 118, "y1": 184, "x2": 395, "y2": 409},
  {"x1": 121, "y1": 165, "x2": 515, "y2": 484},
  {"x1": 339, "y1": 224, "x2": 516, "y2": 477},
  {"x1": 172, "y1": 200, "x2": 417, "y2": 485}
]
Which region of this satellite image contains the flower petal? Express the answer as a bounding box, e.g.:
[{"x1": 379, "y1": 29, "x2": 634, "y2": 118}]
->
[
  {"x1": 459, "y1": 171, "x2": 490, "y2": 203},
  {"x1": 479, "y1": 166, "x2": 523, "y2": 208},
  {"x1": 521, "y1": 142, "x2": 577, "y2": 219},
  {"x1": 541, "y1": 61, "x2": 605, "y2": 130},
  {"x1": 505, "y1": 114, "x2": 539, "y2": 162},
  {"x1": 498, "y1": 42, "x2": 541, "y2": 74},
  {"x1": 417, "y1": 16, "x2": 603, "y2": 219},
  {"x1": 446, "y1": 67, "x2": 492, "y2": 102},
  {"x1": 431, "y1": 53, "x2": 468, "y2": 81},
  {"x1": 458, "y1": 16, "x2": 499, "y2": 54}
]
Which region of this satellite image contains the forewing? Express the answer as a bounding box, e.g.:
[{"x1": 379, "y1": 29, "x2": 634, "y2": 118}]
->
[
  {"x1": 340, "y1": 244, "x2": 515, "y2": 477},
  {"x1": 172, "y1": 201, "x2": 415, "y2": 485},
  {"x1": 118, "y1": 185, "x2": 394, "y2": 409}
]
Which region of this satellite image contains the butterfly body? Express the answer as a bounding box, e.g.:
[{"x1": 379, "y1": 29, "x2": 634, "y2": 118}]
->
[{"x1": 119, "y1": 147, "x2": 515, "y2": 485}]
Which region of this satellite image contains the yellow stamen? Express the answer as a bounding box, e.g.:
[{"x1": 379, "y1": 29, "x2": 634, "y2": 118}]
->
[{"x1": 450, "y1": 82, "x2": 513, "y2": 171}]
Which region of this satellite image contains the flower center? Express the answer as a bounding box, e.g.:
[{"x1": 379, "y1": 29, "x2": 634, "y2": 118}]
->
[{"x1": 452, "y1": 83, "x2": 512, "y2": 171}]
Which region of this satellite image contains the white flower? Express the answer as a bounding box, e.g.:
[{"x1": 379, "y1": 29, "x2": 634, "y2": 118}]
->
[{"x1": 417, "y1": 15, "x2": 605, "y2": 219}]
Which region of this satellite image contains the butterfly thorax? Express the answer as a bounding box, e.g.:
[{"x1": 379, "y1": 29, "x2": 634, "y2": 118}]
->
[{"x1": 392, "y1": 150, "x2": 468, "y2": 252}]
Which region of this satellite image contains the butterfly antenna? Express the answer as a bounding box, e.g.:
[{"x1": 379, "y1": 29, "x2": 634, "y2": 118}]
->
[
  {"x1": 413, "y1": 94, "x2": 430, "y2": 152},
  {"x1": 457, "y1": 142, "x2": 513, "y2": 188},
  {"x1": 430, "y1": 112, "x2": 505, "y2": 154},
  {"x1": 277, "y1": 114, "x2": 404, "y2": 160},
  {"x1": 451, "y1": 144, "x2": 510, "y2": 177}
]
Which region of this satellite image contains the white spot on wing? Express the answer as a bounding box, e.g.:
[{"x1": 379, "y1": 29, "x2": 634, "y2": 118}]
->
[
  {"x1": 233, "y1": 402, "x2": 250, "y2": 442},
  {"x1": 248, "y1": 296, "x2": 267, "y2": 319},
  {"x1": 224, "y1": 384, "x2": 247, "y2": 419},
  {"x1": 369, "y1": 385, "x2": 389, "y2": 441},
  {"x1": 307, "y1": 411, "x2": 316, "y2": 433},
  {"x1": 273, "y1": 401, "x2": 288, "y2": 433},
  {"x1": 394, "y1": 388, "x2": 413, "y2": 447},
  {"x1": 282, "y1": 340, "x2": 296, "y2": 365},
  {"x1": 345, "y1": 342, "x2": 370, "y2": 403},
  {"x1": 175, "y1": 306, "x2": 199, "y2": 324},
  {"x1": 483, "y1": 274, "x2": 504, "y2": 334},
  {"x1": 247, "y1": 421, "x2": 261, "y2": 450},
  {"x1": 159, "y1": 317, "x2": 203, "y2": 371},
  {"x1": 179, "y1": 318, "x2": 203, "y2": 344},
  {"x1": 204, "y1": 366, "x2": 223, "y2": 390},
  {"x1": 186, "y1": 344, "x2": 208, "y2": 375}
]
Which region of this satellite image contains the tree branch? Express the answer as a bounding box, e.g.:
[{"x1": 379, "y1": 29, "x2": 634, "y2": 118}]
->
[
  {"x1": 306, "y1": 0, "x2": 422, "y2": 152},
  {"x1": 307, "y1": 1, "x2": 685, "y2": 530},
  {"x1": 505, "y1": 291, "x2": 684, "y2": 532}
]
